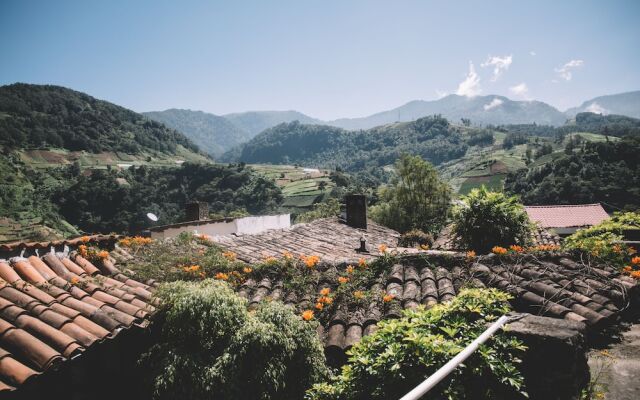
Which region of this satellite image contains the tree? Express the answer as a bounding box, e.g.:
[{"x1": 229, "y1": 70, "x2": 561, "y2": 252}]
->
[
  {"x1": 451, "y1": 187, "x2": 533, "y2": 253},
  {"x1": 369, "y1": 155, "x2": 451, "y2": 234}
]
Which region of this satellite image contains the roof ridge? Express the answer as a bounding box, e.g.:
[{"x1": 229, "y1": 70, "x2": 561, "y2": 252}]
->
[{"x1": 524, "y1": 203, "x2": 603, "y2": 209}]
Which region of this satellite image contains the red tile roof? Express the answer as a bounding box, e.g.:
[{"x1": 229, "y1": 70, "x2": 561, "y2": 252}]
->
[
  {"x1": 0, "y1": 249, "x2": 157, "y2": 392},
  {"x1": 524, "y1": 204, "x2": 610, "y2": 229}
]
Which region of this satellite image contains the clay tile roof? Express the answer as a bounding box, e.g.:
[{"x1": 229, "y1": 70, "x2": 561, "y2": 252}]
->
[
  {"x1": 0, "y1": 248, "x2": 156, "y2": 391},
  {"x1": 524, "y1": 204, "x2": 610, "y2": 229},
  {"x1": 209, "y1": 217, "x2": 400, "y2": 263},
  {"x1": 234, "y1": 252, "x2": 637, "y2": 364}
]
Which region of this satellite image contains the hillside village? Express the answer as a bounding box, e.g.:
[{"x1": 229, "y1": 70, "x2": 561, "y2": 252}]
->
[{"x1": 2, "y1": 1, "x2": 640, "y2": 399}]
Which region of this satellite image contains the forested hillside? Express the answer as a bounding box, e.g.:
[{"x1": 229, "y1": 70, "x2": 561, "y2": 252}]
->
[
  {"x1": 226, "y1": 116, "x2": 494, "y2": 174},
  {"x1": 143, "y1": 109, "x2": 252, "y2": 157},
  {"x1": 0, "y1": 83, "x2": 201, "y2": 155},
  {"x1": 565, "y1": 90, "x2": 640, "y2": 119},
  {"x1": 0, "y1": 153, "x2": 283, "y2": 241},
  {"x1": 504, "y1": 136, "x2": 640, "y2": 210}
]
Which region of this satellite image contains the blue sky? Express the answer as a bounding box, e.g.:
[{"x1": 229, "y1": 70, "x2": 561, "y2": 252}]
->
[{"x1": 1, "y1": 0, "x2": 639, "y2": 119}]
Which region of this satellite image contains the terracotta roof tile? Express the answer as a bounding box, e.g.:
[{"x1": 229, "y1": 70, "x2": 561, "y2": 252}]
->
[
  {"x1": 525, "y1": 204, "x2": 610, "y2": 228},
  {"x1": 0, "y1": 247, "x2": 156, "y2": 392}
]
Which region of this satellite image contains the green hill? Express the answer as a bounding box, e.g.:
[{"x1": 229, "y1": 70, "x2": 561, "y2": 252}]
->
[
  {"x1": 143, "y1": 109, "x2": 252, "y2": 157},
  {"x1": 0, "y1": 83, "x2": 203, "y2": 156}
]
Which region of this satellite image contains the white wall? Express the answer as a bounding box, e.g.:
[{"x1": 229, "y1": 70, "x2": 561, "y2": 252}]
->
[{"x1": 150, "y1": 214, "x2": 291, "y2": 240}]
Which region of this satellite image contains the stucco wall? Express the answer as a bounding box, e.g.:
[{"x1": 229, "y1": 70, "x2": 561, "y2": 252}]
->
[{"x1": 150, "y1": 214, "x2": 291, "y2": 240}]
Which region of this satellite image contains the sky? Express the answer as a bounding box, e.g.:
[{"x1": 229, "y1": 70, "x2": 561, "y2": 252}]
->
[{"x1": 1, "y1": 0, "x2": 639, "y2": 120}]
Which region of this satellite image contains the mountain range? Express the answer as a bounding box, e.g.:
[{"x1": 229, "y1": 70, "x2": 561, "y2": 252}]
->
[{"x1": 145, "y1": 91, "x2": 640, "y2": 157}]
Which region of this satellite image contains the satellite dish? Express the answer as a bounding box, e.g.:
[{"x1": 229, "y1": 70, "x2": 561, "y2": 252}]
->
[{"x1": 147, "y1": 212, "x2": 159, "y2": 222}]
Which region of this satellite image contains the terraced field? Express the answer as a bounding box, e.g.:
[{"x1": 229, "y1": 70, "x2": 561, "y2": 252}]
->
[
  {"x1": 249, "y1": 164, "x2": 334, "y2": 213},
  {"x1": 440, "y1": 132, "x2": 615, "y2": 195}
]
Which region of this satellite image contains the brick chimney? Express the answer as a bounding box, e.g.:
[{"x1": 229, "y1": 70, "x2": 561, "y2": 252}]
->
[
  {"x1": 186, "y1": 201, "x2": 209, "y2": 221},
  {"x1": 346, "y1": 194, "x2": 367, "y2": 229}
]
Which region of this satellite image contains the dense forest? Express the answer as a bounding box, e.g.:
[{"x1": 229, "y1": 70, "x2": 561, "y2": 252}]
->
[
  {"x1": 0, "y1": 152, "x2": 283, "y2": 238},
  {"x1": 225, "y1": 116, "x2": 494, "y2": 174},
  {"x1": 0, "y1": 83, "x2": 201, "y2": 154},
  {"x1": 504, "y1": 136, "x2": 640, "y2": 211}
]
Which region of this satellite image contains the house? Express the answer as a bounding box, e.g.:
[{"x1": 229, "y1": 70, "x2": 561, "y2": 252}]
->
[
  {"x1": 524, "y1": 203, "x2": 610, "y2": 236},
  {"x1": 148, "y1": 201, "x2": 291, "y2": 240}
]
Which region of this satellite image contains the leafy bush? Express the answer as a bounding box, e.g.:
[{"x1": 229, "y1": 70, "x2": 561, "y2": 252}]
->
[
  {"x1": 370, "y1": 155, "x2": 452, "y2": 234},
  {"x1": 563, "y1": 212, "x2": 639, "y2": 266},
  {"x1": 143, "y1": 280, "x2": 328, "y2": 400},
  {"x1": 452, "y1": 187, "x2": 533, "y2": 253},
  {"x1": 398, "y1": 229, "x2": 434, "y2": 248},
  {"x1": 307, "y1": 288, "x2": 527, "y2": 400}
]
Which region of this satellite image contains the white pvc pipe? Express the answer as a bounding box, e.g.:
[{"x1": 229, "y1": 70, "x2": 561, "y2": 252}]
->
[{"x1": 399, "y1": 315, "x2": 511, "y2": 400}]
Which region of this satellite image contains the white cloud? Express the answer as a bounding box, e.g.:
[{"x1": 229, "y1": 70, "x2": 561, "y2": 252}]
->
[
  {"x1": 435, "y1": 90, "x2": 448, "y2": 99},
  {"x1": 509, "y1": 82, "x2": 530, "y2": 99},
  {"x1": 529, "y1": 51, "x2": 536, "y2": 56},
  {"x1": 456, "y1": 61, "x2": 481, "y2": 97},
  {"x1": 555, "y1": 59, "x2": 584, "y2": 81},
  {"x1": 483, "y1": 98, "x2": 503, "y2": 111},
  {"x1": 585, "y1": 102, "x2": 609, "y2": 115},
  {"x1": 480, "y1": 55, "x2": 512, "y2": 81}
]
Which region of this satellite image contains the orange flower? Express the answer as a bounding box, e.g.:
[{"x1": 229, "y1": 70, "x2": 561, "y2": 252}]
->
[
  {"x1": 632, "y1": 256, "x2": 640, "y2": 265},
  {"x1": 318, "y1": 296, "x2": 332, "y2": 304},
  {"x1": 338, "y1": 276, "x2": 349, "y2": 284},
  {"x1": 215, "y1": 272, "x2": 229, "y2": 280},
  {"x1": 466, "y1": 250, "x2": 476, "y2": 259},
  {"x1": 301, "y1": 255, "x2": 320, "y2": 268},
  {"x1": 223, "y1": 251, "x2": 237, "y2": 261},
  {"x1": 243, "y1": 267, "x2": 253, "y2": 274},
  {"x1": 301, "y1": 310, "x2": 314, "y2": 321},
  {"x1": 378, "y1": 244, "x2": 388, "y2": 254},
  {"x1": 623, "y1": 265, "x2": 633, "y2": 272},
  {"x1": 320, "y1": 287, "x2": 331, "y2": 296},
  {"x1": 492, "y1": 246, "x2": 508, "y2": 255},
  {"x1": 183, "y1": 265, "x2": 201, "y2": 273},
  {"x1": 264, "y1": 256, "x2": 278, "y2": 264},
  {"x1": 282, "y1": 251, "x2": 293, "y2": 260},
  {"x1": 78, "y1": 245, "x2": 88, "y2": 257},
  {"x1": 358, "y1": 258, "x2": 367, "y2": 268},
  {"x1": 80, "y1": 236, "x2": 90, "y2": 243},
  {"x1": 630, "y1": 270, "x2": 640, "y2": 280},
  {"x1": 354, "y1": 290, "x2": 364, "y2": 299},
  {"x1": 70, "y1": 277, "x2": 80, "y2": 285},
  {"x1": 97, "y1": 250, "x2": 109, "y2": 259},
  {"x1": 346, "y1": 265, "x2": 355, "y2": 274},
  {"x1": 315, "y1": 302, "x2": 324, "y2": 310},
  {"x1": 509, "y1": 245, "x2": 524, "y2": 253},
  {"x1": 382, "y1": 293, "x2": 395, "y2": 302}
]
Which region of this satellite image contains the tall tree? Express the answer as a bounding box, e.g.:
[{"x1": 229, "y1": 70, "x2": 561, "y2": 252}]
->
[{"x1": 370, "y1": 155, "x2": 451, "y2": 234}]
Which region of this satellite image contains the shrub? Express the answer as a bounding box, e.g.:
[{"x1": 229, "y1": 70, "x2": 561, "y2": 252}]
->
[
  {"x1": 398, "y1": 229, "x2": 434, "y2": 248},
  {"x1": 306, "y1": 288, "x2": 527, "y2": 400},
  {"x1": 297, "y1": 198, "x2": 341, "y2": 223},
  {"x1": 563, "y1": 211, "x2": 639, "y2": 266},
  {"x1": 452, "y1": 187, "x2": 533, "y2": 253},
  {"x1": 143, "y1": 280, "x2": 328, "y2": 400}
]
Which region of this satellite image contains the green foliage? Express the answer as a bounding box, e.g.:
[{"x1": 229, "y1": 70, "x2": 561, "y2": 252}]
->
[
  {"x1": 0, "y1": 83, "x2": 200, "y2": 154},
  {"x1": 398, "y1": 229, "x2": 434, "y2": 248},
  {"x1": 369, "y1": 155, "x2": 451, "y2": 234},
  {"x1": 505, "y1": 136, "x2": 640, "y2": 211},
  {"x1": 297, "y1": 198, "x2": 341, "y2": 223},
  {"x1": 55, "y1": 162, "x2": 282, "y2": 234},
  {"x1": 306, "y1": 288, "x2": 527, "y2": 400},
  {"x1": 143, "y1": 280, "x2": 328, "y2": 400},
  {"x1": 563, "y1": 212, "x2": 639, "y2": 266},
  {"x1": 452, "y1": 187, "x2": 533, "y2": 253}
]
